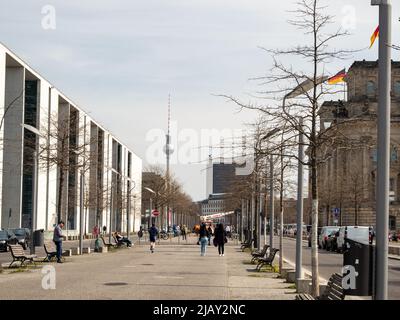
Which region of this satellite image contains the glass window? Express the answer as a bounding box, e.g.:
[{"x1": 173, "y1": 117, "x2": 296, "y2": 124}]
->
[
  {"x1": 394, "y1": 81, "x2": 400, "y2": 97},
  {"x1": 391, "y1": 146, "x2": 398, "y2": 162},
  {"x1": 372, "y1": 149, "x2": 377, "y2": 162},
  {"x1": 389, "y1": 216, "x2": 396, "y2": 230},
  {"x1": 390, "y1": 178, "x2": 395, "y2": 192},
  {"x1": 366, "y1": 81, "x2": 376, "y2": 97}
]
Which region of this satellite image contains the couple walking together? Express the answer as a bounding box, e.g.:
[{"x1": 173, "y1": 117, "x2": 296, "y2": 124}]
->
[{"x1": 199, "y1": 222, "x2": 227, "y2": 257}]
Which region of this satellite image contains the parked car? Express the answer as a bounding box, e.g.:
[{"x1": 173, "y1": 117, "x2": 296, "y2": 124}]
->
[
  {"x1": 8, "y1": 228, "x2": 30, "y2": 250},
  {"x1": 326, "y1": 230, "x2": 340, "y2": 252},
  {"x1": 336, "y1": 226, "x2": 373, "y2": 253},
  {"x1": 318, "y1": 226, "x2": 340, "y2": 250},
  {"x1": 0, "y1": 230, "x2": 9, "y2": 252}
]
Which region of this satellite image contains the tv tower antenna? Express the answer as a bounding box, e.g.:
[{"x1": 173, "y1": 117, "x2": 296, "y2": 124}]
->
[{"x1": 164, "y1": 94, "x2": 174, "y2": 229}]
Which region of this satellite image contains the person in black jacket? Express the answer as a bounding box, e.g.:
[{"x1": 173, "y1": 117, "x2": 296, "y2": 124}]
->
[{"x1": 214, "y1": 223, "x2": 227, "y2": 256}]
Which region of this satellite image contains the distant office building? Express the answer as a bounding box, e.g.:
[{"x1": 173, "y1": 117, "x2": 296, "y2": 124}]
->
[
  {"x1": 201, "y1": 156, "x2": 243, "y2": 225},
  {"x1": 205, "y1": 156, "x2": 239, "y2": 198},
  {"x1": 0, "y1": 43, "x2": 142, "y2": 234}
]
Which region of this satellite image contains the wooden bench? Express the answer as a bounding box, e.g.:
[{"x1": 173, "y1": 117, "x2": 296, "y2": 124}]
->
[
  {"x1": 112, "y1": 235, "x2": 125, "y2": 247},
  {"x1": 296, "y1": 293, "x2": 315, "y2": 300},
  {"x1": 43, "y1": 242, "x2": 66, "y2": 262},
  {"x1": 240, "y1": 238, "x2": 253, "y2": 251},
  {"x1": 8, "y1": 244, "x2": 37, "y2": 267},
  {"x1": 255, "y1": 248, "x2": 279, "y2": 271},
  {"x1": 295, "y1": 273, "x2": 344, "y2": 300},
  {"x1": 251, "y1": 244, "x2": 270, "y2": 263},
  {"x1": 101, "y1": 236, "x2": 118, "y2": 249}
]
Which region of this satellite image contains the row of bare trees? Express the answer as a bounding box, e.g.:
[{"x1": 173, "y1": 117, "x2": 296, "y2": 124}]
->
[
  {"x1": 220, "y1": 0, "x2": 364, "y2": 297},
  {"x1": 142, "y1": 165, "x2": 200, "y2": 230}
]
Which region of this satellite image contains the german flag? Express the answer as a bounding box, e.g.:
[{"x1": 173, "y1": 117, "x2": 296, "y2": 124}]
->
[
  {"x1": 327, "y1": 69, "x2": 346, "y2": 85},
  {"x1": 369, "y1": 25, "x2": 379, "y2": 49}
]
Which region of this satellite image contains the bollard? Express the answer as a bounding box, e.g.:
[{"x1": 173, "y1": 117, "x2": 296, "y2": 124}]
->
[{"x1": 82, "y1": 247, "x2": 91, "y2": 254}]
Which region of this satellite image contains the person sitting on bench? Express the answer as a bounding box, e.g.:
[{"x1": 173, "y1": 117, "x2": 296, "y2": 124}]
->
[{"x1": 114, "y1": 232, "x2": 132, "y2": 247}]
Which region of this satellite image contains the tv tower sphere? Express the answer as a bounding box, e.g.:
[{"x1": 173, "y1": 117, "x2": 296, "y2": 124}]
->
[{"x1": 163, "y1": 143, "x2": 174, "y2": 155}]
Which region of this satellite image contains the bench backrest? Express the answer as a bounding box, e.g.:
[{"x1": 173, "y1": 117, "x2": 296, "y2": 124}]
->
[
  {"x1": 8, "y1": 244, "x2": 26, "y2": 257},
  {"x1": 44, "y1": 242, "x2": 56, "y2": 253},
  {"x1": 100, "y1": 236, "x2": 110, "y2": 246},
  {"x1": 261, "y1": 245, "x2": 270, "y2": 256},
  {"x1": 266, "y1": 248, "x2": 279, "y2": 262},
  {"x1": 101, "y1": 236, "x2": 114, "y2": 245},
  {"x1": 321, "y1": 273, "x2": 344, "y2": 300}
]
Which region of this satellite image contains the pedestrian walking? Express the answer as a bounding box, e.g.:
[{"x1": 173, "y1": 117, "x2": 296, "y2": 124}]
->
[
  {"x1": 149, "y1": 223, "x2": 158, "y2": 253},
  {"x1": 53, "y1": 220, "x2": 65, "y2": 263},
  {"x1": 225, "y1": 225, "x2": 231, "y2": 238},
  {"x1": 181, "y1": 224, "x2": 187, "y2": 240},
  {"x1": 207, "y1": 224, "x2": 213, "y2": 245},
  {"x1": 199, "y1": 222, "x2": 209, "y2": 256},
  {"x1": 214, "y1": 223, "x2": 227, "y2": 257}
]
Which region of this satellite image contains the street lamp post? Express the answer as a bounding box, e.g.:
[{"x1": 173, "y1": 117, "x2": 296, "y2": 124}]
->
[
  {"x1": 127, "y1": 182, "x2": 136, "y2": 241},
  {"x1": 21, "y1": 124, "x2": 41, "y2": 255},
  {"x1": 144, "y1": 187, "x2": 156, "y2": 229},
  {"x1": 109, "y1": 184, "x2": 113, "y2": 244},
  {"x1": 79, "y1": 169, "x2": 84, "y2": 255},
  {"x1": 372, "y1": 0, "x2": 392, "y2": 300},
  {"x1": 269, "y1": 156, "x2": 274, "y2": 248}
]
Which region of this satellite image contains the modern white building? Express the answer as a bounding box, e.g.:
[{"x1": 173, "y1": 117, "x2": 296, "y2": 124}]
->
[{"x1": 0, "y1": 43, "x2": 142, "y2": 235}]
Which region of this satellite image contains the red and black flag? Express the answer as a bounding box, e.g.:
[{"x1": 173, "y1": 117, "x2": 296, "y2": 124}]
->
[{"x1": 327, "y1": 69, "x2": 346, "y2": 85}]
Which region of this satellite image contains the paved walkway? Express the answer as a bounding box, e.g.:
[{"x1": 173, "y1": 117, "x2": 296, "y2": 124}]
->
[{"x1": 0, "y1": 237, "x2": 296, "y2": 300}]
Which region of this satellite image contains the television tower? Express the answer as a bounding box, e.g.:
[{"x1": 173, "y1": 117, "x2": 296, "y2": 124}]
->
[{"x1": 164, "y1": 94, "x2": 174, "y2": 228}]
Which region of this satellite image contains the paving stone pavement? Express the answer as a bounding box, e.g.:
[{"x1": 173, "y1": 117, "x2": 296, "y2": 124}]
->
[{"x1": 0, "y1": 237, "x2": 296, "y2": 300}]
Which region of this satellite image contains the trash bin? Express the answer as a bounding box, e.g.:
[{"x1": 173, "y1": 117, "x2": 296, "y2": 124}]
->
[
  {"x1": 342, "y1": 238, "x2": 374, "y2": 296},
  {"x1": 33, "y1": 229, "x2": 44, "y2": 247}
]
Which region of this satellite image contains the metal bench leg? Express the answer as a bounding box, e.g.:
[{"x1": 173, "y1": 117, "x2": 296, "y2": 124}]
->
[{"x1": 9, "y1": 259, "x2": 16, "y2": 268}]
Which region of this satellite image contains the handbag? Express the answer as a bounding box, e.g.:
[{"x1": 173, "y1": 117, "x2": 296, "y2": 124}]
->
[
  {"x1": 224, "y1": 236, "x2": 228, "y2": 244},
  {"x1": 213, "y1": 238, "x2": 218, "y2": 247}
]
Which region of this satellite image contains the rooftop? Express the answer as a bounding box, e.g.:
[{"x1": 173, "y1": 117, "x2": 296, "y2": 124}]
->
[{"x1": 349, "y1": 60, "x2": 400, "y2": 70}]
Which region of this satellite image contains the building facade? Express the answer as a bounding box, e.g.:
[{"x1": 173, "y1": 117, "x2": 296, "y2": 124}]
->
[
  {"x1": 0, "y1": 43, "x2": 142, "y2": 234},
  {"x1": 317, "y1": 60, "x2": 400, "y2": 231}
]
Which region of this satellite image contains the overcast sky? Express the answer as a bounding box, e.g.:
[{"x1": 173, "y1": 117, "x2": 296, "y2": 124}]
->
[{"x1": 1, "y1": 0, "x2": 399, "y2": 201}]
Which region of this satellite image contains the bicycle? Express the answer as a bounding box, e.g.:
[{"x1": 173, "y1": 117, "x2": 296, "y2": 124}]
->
[{"x1": 159, "y1": 230, "x2": 169, "y2": 240}]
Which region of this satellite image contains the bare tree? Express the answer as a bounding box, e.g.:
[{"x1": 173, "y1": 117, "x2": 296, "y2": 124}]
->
[
  {"x1": 38, "y1": 111, "x2": 95, "y2": 226},
  {"x1": 143, "y1": 166, "x2": 197, "y2": 229}
]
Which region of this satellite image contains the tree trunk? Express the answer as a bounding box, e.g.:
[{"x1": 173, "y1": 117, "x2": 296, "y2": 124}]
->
[
  {"x1": 279, "y1": 151, "x2": 284, "y2": 273},
  {"x1": 57, "y1": 168, "x2": 64, "y2": 223},
  {"x1": 311, "y1": 0, "x2": 320, "y2": 298}
]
